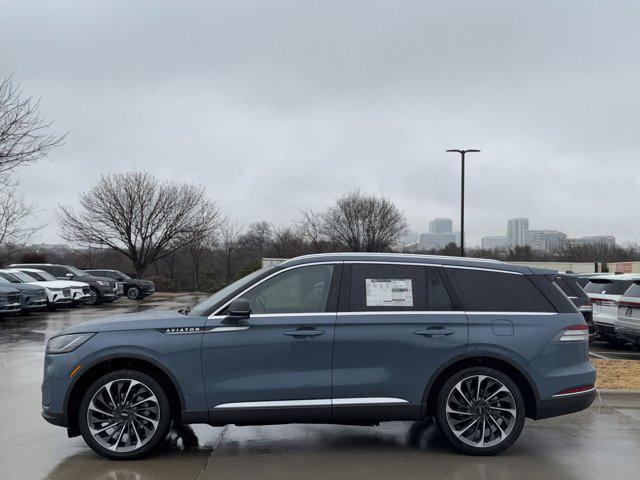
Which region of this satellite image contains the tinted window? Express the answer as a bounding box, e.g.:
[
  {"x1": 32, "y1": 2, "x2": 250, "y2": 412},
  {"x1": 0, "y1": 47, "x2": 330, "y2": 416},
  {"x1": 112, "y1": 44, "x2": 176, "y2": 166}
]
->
[
  {"x1": 553, "y1": 277, "x2": 576, "y2": 297},
  {"x1": 621, "y1": 282, "x2": 640, "y2": 299},
  {"x1": 348, "y1": 264, "x2": 453, "y2": 312},
  {"x1": 0, "y1": 272, "x2": 20, "y2": 283},
  {"x1": 584, "y1": 280, "x2": 633, "y2": 295},
  {"x1": 446, "y1": 268, "x2": 555, "y2": 312},
  {"x1": 42, "y1": 266, "x2": 70, "y2": 277},
  {"x1": 243, "y1": 264, "x2": 334, "y2": 314}
]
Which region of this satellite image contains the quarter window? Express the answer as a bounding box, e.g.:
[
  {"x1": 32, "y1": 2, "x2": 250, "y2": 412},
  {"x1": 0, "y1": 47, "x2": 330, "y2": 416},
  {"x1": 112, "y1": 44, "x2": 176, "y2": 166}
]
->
[
  {"x1": 348, "y1": 264, "x2": 454, "y2": 312},
  {"x1": 445, "y1": 268, "x2": 555, "y2": 312},
  {"x1": 242, "y1": 264, "x2": 335, "y2": 314}
]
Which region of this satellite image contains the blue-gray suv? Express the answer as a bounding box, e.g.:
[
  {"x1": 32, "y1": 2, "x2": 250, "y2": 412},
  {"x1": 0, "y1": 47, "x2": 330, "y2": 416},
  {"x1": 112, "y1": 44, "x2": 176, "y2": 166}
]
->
[{"x1": 42, "y1": 253, "x2": 595, "y2": 459}]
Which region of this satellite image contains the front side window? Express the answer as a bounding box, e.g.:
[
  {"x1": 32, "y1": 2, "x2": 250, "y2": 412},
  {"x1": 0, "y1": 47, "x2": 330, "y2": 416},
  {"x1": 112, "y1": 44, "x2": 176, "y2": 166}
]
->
[
  {"x1": 446, "y1": 268, "x2": 555, "y2": 313},
  {"x1": 0, "y1": 272, "x2": 20, "y2": 283},
  {"x1": 242, "y1": 264, "x2": 335, "y2": 314},
  {"x1": 348, "y1": 264, "x2": 454, "y2": 312}
]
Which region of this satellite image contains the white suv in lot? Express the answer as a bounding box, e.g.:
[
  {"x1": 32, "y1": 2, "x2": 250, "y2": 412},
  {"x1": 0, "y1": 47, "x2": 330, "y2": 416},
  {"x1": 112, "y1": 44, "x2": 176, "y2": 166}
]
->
[
  {"x1": 616, "y1": 281, "x2": 640, "y2": 347},
  {"x1": 583, "y1": 274, "x2": 640, "y2": 347},
  {"x1": 6, "y1": 268, "x2": 91, "y2": 308}
]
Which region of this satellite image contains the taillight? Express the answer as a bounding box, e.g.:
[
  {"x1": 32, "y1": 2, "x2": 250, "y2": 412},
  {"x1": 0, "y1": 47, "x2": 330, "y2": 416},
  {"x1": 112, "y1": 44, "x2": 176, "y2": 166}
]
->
[
  {"x1": 590, "y1": 297, "x2": 617, "y2": 307},
  {"x1": 554, "y1": 324, "x2": 589, "y2": 342}
]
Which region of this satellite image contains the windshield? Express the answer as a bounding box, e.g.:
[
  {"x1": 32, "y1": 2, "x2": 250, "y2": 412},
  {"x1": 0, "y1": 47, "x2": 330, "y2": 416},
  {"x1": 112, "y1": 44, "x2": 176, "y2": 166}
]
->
[
  {"x1": 115, "y1": 270, "x2": 131, "y2": 279},
  {"x1": 584, "y1": 279, "x2": 633, "y2": 295},
  {"x1": 24, "y1": 270, "x2": 57, "y2": 281},
  {"x1": 0, "y1": 272, "x2": 19, "y2": 283},
  {"x1": 10, "y1": 271, "x2": 36, "y2": 282},
  {"x1": 67, "y1": 266, "x2": 89, "y2": 277},
  {"x1": 189, "y1": 267, "x2": 274, "y2": 316}
]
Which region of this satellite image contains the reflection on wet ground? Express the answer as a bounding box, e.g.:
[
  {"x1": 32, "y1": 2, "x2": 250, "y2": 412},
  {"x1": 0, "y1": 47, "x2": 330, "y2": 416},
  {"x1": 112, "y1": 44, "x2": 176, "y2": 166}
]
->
[{"x1": 1, "y1": 293, "x2": 639, "y2": 480}]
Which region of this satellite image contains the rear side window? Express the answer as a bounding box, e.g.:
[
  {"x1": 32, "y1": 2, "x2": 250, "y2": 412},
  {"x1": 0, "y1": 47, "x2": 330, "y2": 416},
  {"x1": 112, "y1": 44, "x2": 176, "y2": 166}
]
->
[
  {"x1": 348, "y1": 264, "x2": 454, "y2": 312},
  {"x1": 43, "y1": 266, "x2": 69, "y2": 277},
  {"x1": 584, "y1": 280, "x2": 633, "y2": 295},
  {"x1": 445, "y1": 268, "x2": 555, "y2": 312},
  {"x1": 622, "y1": 282, "x2": 640, "y2": 299},
  {"x1": 552, "y1": 277, "x2": 576, "y2": 297}
]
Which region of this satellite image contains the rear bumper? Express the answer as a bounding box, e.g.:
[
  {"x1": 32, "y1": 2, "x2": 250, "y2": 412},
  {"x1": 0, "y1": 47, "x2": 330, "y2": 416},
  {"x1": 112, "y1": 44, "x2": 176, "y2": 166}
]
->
[
  {"x1": 594, "y1": 322, "x2": 616, "y2": 337},
  {"x1": 616, "y1": 327, "x2": 640, "y2": 345},
  {"x1": 534, "y1": 389, "x2": 596, "y2": 420}
]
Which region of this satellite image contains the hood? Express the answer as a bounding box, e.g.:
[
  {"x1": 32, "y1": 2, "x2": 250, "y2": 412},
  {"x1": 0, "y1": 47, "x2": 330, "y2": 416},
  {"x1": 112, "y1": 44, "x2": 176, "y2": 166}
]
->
[
  {"x1": 129, "y1": 278, "x2": 155, "y2": 286},
  {"x1": 4, "y1": 282, "x2": 45, "y2": 293},
  {"x1": 30, "y1": 280, "x2": 89, "y2": 289},
  {"x1": 76, "y1": 274, "x2": 115, "y2": 283},
  {"x1": 0, "y1": 285, "x2": 20, "y2": 294},
  {"x1": 60, "y1": 309, "x2": 206, "y2": 335}
]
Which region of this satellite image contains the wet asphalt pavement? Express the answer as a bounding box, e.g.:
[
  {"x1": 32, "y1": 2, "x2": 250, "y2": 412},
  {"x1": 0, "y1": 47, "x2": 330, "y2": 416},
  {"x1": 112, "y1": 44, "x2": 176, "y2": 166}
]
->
[{"x1": 1, "y1": 294, "x2": 639, "y2": 480}]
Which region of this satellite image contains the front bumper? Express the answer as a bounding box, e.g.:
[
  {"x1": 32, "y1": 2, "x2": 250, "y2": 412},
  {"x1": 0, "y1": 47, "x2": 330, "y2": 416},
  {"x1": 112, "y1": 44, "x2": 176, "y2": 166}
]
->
[
  {"x1": 41, "y1": 409, "x2": 68, "y2": 428},
  {"x1": 535, "y1": 388, "x2": 596, "y2": 420},
  {"x1": 0, "y1": 302, "x2": 22, "y2": 313},
  {"x1": 23, "y1": 299, "x2": 47, "y2": 311}
]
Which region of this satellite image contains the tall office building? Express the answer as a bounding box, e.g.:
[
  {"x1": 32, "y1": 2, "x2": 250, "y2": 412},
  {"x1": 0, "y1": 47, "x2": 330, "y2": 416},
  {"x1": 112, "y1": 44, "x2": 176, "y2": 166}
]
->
[
  {"x1": 525, "y1": 230, "x2": 567, "y2": 252},
  {"x1": 428, "y1": 218, "x2": 453, "y2": 234},
  {"x1": 507, "y1": 217, "x2": 529, "y2": 247}
]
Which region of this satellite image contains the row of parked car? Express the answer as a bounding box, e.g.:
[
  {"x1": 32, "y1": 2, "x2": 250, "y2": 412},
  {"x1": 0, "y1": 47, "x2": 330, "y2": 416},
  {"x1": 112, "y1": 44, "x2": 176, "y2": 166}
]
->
[
  {"x1": 0, "y1": 263, "x2": 155, "y2": 315},
  {"x1": 550, "y1": 272, "x2": 640, "y2": 348}
]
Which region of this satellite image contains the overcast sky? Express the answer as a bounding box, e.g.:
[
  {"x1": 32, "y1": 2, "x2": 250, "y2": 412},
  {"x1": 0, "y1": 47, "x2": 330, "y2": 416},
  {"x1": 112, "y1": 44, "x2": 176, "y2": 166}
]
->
[{"x1": 3, "y1": 0, "x2": 640, "y2": 246}]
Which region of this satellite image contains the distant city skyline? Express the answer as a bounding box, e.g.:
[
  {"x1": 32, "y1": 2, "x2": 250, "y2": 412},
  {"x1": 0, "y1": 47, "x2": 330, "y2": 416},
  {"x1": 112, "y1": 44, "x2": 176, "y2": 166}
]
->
[{"x1": 405, "y1": 217, "x2": 617, "y2": 251}]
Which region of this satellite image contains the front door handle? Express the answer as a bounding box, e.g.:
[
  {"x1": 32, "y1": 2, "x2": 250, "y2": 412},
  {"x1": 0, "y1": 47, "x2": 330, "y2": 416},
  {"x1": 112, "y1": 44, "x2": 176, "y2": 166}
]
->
[
  {"x1": 413, "y1": 327, "x2": 455, "y2": 338},
  {"x1": 283, "y1": 329, "x2": 325, "y2": 338}
]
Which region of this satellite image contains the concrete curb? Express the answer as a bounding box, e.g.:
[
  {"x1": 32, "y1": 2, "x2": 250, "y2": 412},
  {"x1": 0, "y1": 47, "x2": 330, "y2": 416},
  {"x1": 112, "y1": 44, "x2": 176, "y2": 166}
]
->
[{"x1": 595, "y1": 389, "x2": 640, "y2": 408}]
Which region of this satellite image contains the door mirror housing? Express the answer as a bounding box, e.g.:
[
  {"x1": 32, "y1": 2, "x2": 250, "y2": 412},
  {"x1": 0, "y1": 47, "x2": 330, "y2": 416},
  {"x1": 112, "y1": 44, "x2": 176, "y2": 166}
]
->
[
  {"x1": 65, "y1": 273, "x2": 74, "y2": 278},
  {"x1": 226, "y1": 298, "x2": 251, "y2": 321}
]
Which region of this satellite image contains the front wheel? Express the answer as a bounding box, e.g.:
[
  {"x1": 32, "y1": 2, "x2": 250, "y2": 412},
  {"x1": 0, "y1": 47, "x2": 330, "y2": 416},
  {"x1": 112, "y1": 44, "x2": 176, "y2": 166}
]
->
[
  {"x1": 435, "y1": 367, "x2": 525, "y2": 455},
  {"x1": 79, "y1": 370, "x2": 171, "y2": 460},
  {"x1": 126, "y1": 286, "x2": 141, "y2": 300},
  {"x1": 84, "y1": 287, "x2": 102, "y2": 306}
]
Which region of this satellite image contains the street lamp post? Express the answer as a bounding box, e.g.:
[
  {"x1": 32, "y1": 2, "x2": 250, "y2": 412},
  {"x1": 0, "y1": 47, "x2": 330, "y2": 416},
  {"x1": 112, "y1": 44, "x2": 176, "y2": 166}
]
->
[{"x1": 446, "y1": 149, "x2": 480, "y2": 257}]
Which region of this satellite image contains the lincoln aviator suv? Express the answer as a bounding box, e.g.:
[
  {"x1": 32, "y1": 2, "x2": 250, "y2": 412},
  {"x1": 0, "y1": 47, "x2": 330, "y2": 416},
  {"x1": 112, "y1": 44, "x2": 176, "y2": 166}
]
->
[{"x1": 41, "y1": 253, "x2": 595, "y2": 459}]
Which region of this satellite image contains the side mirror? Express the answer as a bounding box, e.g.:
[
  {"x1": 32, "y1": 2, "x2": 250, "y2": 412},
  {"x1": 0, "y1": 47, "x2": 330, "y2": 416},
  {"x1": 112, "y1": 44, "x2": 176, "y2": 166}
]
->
[
  {"x1": 226, "y1": 298, "x2": 251, "y2": 321},
  {"x1": 65, "y1": 273, "x2": 74, "y2": 278}
]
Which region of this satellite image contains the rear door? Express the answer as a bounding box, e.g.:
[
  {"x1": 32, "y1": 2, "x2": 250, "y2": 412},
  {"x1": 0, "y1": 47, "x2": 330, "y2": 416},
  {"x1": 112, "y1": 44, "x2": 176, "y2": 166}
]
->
[
  {"x1": 332, "y1": 263, "x2": 466, "y2": 421},
  {"x1": 618, "y1": 282, "x2": 640, "y2": 338}
]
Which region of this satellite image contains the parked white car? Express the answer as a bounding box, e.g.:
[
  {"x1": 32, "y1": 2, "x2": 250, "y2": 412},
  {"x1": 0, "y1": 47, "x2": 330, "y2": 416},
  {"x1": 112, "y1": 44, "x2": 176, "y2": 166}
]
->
[
  {"x1": 616, "y1": 281, "x2": 640, "y2": 347},
  {"x1": 4, "y1": 268, "x2": 91, "y2": 307},
  {"x1": 583, "y1": 273, "x2": 640, "y2": 347}
]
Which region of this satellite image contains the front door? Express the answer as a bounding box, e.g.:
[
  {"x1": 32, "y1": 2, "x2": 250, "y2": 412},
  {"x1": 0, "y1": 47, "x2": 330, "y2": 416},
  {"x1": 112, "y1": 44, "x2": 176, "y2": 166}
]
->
[
  {"x1": 332, "y1": 263, "x2": 468, "y2": 421},
  {"x1": 202, "y1": 263, "x2": 340, "y2": 425}
]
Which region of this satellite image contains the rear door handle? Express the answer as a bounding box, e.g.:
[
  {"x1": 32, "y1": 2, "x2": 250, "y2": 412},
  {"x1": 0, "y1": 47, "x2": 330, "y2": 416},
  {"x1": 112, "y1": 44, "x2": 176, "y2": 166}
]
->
[
  {"x1": 413, "y1": 328, "x2": 455, "y2": 338},
  {"x1": 283, "y1": 329, "x2": 325, "y2": 338}
]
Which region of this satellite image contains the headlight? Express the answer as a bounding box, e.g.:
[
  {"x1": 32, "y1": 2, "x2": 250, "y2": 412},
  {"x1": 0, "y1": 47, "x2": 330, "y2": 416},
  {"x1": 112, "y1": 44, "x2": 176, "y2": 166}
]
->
[
  {"x1": 97, "y1": 280, "x2": 110, "y2": 286},
  {"x1": 46, "y1": 333, "x2": 95, "y2": 354}
]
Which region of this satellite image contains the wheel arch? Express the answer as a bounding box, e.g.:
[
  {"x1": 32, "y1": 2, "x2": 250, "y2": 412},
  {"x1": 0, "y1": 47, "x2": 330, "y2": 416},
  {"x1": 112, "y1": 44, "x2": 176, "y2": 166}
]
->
[
  {"x1": 65, "y1": 354, "x2": 184, "y2": 437},
  {"x1": 421, "y1": 354, "x2": 540, "y2": 419}
]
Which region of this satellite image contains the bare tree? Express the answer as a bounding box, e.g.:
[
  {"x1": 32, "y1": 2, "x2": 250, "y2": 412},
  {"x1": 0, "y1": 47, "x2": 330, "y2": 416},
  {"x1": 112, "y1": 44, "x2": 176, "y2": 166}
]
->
[
  {"x1": 0, "y1": 76, "x2": 65, "y2": 186},
  {"x1": 271, "y1": 225, "x2": 306, "y2": 258},
  {"x1": 58, "y1": 171, "x2": 223, "y2": 276},
  {"x1": 217, "y1": 219, "x2": 242, "y2": 283},
  {"x1": 0, "y1": 187, "x2": 40, "y2": 263},
  {"x1": 321, "y1": 191, "x2": 408, "y2": 251},
  {"x1": 242, "y1": 221, "x2": 273, "y2": 256},
  {"x1": 297, "y1": 208, "x2": 327, "y2": 253}
]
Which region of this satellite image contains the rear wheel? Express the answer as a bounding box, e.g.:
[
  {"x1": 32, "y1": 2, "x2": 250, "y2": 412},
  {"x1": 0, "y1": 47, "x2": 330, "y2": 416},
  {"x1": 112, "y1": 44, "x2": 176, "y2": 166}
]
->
[
  {"x1": 78, "y1": 370, "x2": 171, "y2": 460},
  {"x1": 435, "y1": 367, "x2": 525, "y2": 455}
]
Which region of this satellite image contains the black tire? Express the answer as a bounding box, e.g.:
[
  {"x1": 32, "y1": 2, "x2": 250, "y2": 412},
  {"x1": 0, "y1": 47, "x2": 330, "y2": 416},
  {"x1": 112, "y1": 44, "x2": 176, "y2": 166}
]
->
[
  {"x1": 435, "y1": 366, "x2": 526, "y2": 455},
  {"x1": 78, "y1": 370, "x2": 171, "y2": 460},
  {"x1": 126, "y1": 286, "x2": 141, "y2": 300},
  {"x1": 604, "y1": 337, "x2": 627, "y2": 348},
  {"x1": 84, "y1": 287, "x2": 102, "y2": 306}
]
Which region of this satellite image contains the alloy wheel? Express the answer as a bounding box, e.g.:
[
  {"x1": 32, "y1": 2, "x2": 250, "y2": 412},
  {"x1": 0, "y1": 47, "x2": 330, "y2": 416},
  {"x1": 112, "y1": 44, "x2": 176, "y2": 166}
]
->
[
  {"x1": 127, "y1": 287, "x2": 140, "y2": 300},
  {"x1": 445, "y1": 374, "x2": 517, "y2": 448},
  {"x1": 85, "y1": 290, "x2": 98, "y2": 306},
  {"x1": 87, "y1": 378, "x2": 160, "y2": 452}
]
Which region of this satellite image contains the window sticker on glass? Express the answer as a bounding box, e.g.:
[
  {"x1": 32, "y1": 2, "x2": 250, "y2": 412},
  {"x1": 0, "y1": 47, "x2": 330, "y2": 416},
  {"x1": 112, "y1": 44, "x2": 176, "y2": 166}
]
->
[{"x1": 365, "y1": 278, "x2": 414, "y2": 307}]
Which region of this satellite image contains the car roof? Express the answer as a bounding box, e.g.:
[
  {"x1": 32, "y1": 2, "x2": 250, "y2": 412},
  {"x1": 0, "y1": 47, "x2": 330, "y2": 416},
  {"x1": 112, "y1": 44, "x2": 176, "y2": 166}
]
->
[
  {"x1": 587, "y1": 273, "x2": 640, "y2": 281},
  {"x1": 279, "y1": 253, "x2": 537, "y2": 274}
]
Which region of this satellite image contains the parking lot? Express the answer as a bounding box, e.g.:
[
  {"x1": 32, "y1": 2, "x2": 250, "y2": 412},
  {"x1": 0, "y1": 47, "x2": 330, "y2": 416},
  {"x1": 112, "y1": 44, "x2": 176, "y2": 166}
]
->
[{"x1": 1, "y1": 293, "x2": 639, "y2": 480}]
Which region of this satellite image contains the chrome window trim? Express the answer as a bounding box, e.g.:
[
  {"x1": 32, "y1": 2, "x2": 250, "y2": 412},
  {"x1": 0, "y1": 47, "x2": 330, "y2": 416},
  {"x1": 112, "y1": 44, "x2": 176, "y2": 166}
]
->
[
  {"x1": 214, "y1": 397, "x2": 409, "y2": 409},
  {"x1": 338, "y1": 311, "x2": 464, "y2": 316},
  {"x1": 208, "y1": 259, "x2": 529, "y2": 318}
]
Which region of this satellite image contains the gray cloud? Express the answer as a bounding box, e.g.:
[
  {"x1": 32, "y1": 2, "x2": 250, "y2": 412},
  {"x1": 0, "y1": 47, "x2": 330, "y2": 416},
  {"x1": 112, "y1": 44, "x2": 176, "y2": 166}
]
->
[{"x1": 3, "y1": 0, "x2": 639, "y2": 245}]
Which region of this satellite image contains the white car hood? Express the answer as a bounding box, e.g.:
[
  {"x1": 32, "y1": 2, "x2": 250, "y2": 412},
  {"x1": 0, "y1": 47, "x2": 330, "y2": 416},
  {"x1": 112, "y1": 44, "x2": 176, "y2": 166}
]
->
[{"x1": 29, "y1": 280, "x2": 89, "y2": 289}]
